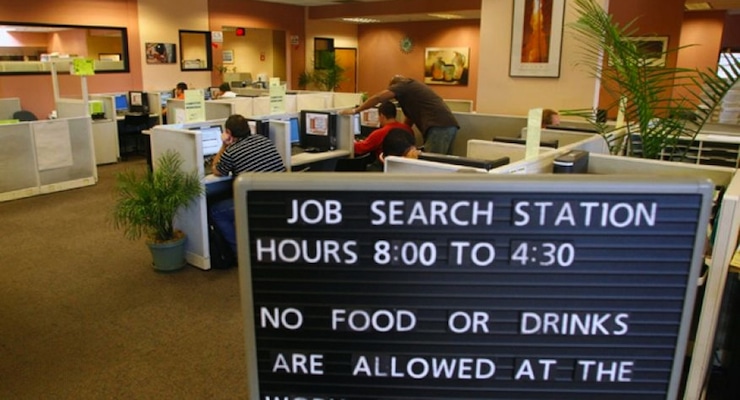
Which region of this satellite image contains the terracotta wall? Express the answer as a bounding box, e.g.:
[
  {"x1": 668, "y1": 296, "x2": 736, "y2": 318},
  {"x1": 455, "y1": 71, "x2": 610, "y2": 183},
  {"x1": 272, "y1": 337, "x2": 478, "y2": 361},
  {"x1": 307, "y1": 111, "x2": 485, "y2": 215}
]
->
[
  {"x1": 357, "y1": 19, "x2": 479, "y2": 107},
  {"x1": 0, "y1": 0, "x2": 141, "y2": 118}
]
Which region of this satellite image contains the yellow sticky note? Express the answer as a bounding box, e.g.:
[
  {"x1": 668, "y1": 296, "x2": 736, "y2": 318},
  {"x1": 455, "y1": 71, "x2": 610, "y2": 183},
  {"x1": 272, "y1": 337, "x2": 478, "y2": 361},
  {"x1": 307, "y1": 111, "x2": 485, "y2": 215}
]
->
[{"x1": 72, "y1": 58, "x2": 95, "y2": 76}]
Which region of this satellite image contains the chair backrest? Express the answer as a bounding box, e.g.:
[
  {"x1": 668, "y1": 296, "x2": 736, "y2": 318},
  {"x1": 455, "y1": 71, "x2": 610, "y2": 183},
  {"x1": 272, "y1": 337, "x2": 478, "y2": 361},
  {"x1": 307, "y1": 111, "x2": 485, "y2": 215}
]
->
[
  {"x1": 335, "y1": 152, "x2": 375, "y2": 172},
  {"x1": 13, "y1": 110, "x2": 37, "y2": 121}
]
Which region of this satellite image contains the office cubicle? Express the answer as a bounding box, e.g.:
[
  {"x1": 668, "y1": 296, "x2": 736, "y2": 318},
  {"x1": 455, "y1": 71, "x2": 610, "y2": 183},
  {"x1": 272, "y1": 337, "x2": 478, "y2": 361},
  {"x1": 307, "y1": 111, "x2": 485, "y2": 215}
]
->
[
  {"x1": 0, "y1": 116, "x2": 96, "y2": 202},
  {"x1": 450, "y1": 112, "x2": 529, "y2": 156},
  {"x1": 149, "y1": 111, "x2": 355, "y2": 270}
]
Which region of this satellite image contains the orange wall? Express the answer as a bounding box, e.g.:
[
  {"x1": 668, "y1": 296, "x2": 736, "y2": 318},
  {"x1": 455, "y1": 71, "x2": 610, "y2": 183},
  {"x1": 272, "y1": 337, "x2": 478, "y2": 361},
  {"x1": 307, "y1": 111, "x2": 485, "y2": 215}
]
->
[
  {"x1": 0, "y1": 0, "x2": 141, "y2": 118},
  {"x1": 357, "y1": 19, "x2": 479, "y2": 107},
  {"x1": 599, "y1": 0, "x2": 686, "y2": 117}
]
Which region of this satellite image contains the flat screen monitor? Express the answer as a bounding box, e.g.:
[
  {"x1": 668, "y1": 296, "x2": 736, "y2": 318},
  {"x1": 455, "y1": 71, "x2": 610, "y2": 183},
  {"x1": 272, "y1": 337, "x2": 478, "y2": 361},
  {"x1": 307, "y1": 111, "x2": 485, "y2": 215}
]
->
[
  {"x1": 360, "y1": 108, "x2": 380, "y2": 128},
  {"x1": 247, "y1": 118, "x2": 270, "y2": 138},
  {"x1": 114, "y1": 94, "x2": 128, "y2": 113},
  {"x1": 351, "y1": 113, "x2": 361, "y2": 136},
  {"x1": 300, "y1": 110, "x2": 337, "y2": 152},
  {"x1": 160, "y1": 91, "x2": 173, "y2": 107},
  {"x1": 289, "y1": 117, "x2": 300, "y2": 144},
  {"x1": 190, "y1": 125, "x2": 223, "y2": 157},
  {"x1": 418, "y1": 153, "x2": 509, "y2": 171},
  {"x1": 128, "y1": 91, "x2": 149, "y2": 114},
  {"x1": 493, "y1": 136, "x2": 559, "y2": 149}
]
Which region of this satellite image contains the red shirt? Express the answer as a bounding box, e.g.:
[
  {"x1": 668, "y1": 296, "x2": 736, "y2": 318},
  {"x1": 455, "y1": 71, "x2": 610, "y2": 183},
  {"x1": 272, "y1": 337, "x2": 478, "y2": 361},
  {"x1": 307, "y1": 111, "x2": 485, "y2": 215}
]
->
[{"x1": 354, "y1": 121, "x2": 413, "y2": 158}]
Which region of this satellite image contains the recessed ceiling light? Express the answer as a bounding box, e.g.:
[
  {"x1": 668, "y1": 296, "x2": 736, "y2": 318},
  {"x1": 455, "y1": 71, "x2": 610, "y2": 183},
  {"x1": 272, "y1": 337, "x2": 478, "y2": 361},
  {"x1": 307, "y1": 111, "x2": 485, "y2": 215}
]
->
[
  {"x1": 685, "y1": 2, "x2": 712, "y2": 10},
  {"x1": 427, "y1": 13, "x2": 464, "y2": 19},
  {"x1": 342, "y1": 17, "x2": 380, "y2": 24}
]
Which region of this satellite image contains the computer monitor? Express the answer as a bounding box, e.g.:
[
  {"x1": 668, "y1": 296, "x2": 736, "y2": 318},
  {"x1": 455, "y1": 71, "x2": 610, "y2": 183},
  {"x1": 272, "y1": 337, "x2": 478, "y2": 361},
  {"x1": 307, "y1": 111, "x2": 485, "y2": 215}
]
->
[
  {"x1": 492, "y1": 136, "x2": 559, "y2": 149},
  {"x1": 351, "y1": 113, "x2": 361, "y2": 136},
  {"x1": 114, "y1": 94, "x2": 128, "y2": 113},
  {"x1": 160, "y1": 91, "x2": 173, "y2": 108},
  {"x1": 128, "y1": 90, "x2": 149, "y2": 114},
  {"x1": 418, "y1": 153, "x2": 510, "y2": 171},
  {"x1": 360, "y1": 108, "x2": 380, "y2": 128},
  {"x1": 247, "y1": 118, "x2": 270, "y2": 138},
  {"x1": 300, "y1": 110, "x2": 337, "y2": 152},
  {"x1": 190, "y1": 125, "x2": 223, "y2": 157},
  {"x1": 289, "y1": 117, "x2": 300, "y2": 144}
]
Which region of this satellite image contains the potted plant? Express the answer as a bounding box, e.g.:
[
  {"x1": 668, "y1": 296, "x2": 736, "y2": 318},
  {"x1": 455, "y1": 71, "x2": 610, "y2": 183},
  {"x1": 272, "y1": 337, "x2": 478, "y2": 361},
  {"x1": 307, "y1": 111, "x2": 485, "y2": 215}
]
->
[
  {"x1": 567, "y1": 0, "x2": 740, "y2": 159},
  {"x1": 112, "y1": 150, "x2": 204, "y2": 272},
  {"x1": 312, "y1": 51, "x2": 346, "y2": 91}
]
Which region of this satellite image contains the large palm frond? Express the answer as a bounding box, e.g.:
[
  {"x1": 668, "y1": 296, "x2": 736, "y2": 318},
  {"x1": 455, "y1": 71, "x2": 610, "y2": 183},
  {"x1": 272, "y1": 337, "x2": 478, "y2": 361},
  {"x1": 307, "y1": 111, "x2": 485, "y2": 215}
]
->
[{"x1": 567, "y1": 0, "x2": 740, "y2": 159}]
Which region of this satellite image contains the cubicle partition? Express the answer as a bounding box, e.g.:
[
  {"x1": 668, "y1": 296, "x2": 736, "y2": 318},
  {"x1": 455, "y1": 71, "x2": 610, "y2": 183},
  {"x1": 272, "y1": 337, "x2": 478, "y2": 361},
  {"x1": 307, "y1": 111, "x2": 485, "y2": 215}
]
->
[
  {"x1": 0, "y1": 97, "x2": 21, "y2": 120},
  {"x1": 451, "y1": 112, "x2": 528, "y2": 156},
  {"x1": 0, "y1": 116, "x2": 97, "y2": 202}
]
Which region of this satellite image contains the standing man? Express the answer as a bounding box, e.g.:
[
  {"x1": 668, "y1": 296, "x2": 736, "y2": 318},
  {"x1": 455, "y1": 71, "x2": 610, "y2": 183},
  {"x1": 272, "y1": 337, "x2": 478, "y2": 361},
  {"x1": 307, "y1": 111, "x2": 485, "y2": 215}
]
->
[
  {"x1": 210, "y1": 114, "x2": 286, "y2": 254},
  {"x1": 342, "y1": 75, "x2": 459, "y2": 154}
]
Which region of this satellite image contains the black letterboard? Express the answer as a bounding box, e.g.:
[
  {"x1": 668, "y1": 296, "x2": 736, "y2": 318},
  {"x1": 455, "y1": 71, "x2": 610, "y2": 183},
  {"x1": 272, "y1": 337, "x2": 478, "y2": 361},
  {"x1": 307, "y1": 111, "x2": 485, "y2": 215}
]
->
[{"x1": 237, "y1": 175, "x2": 712, "y2": 400}]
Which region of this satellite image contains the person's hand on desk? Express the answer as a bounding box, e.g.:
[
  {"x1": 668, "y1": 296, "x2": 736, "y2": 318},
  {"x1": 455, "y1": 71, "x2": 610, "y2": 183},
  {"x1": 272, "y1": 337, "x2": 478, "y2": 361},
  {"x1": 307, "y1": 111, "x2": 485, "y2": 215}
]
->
[{"x1": 339, "y1": 108, "x2": 357, "y2": 116}]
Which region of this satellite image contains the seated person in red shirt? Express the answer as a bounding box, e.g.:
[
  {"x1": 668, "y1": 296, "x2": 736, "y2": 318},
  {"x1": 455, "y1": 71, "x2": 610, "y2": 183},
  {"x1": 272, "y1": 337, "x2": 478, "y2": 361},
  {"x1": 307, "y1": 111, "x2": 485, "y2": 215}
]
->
[{"x1": 354, "y1": 101, "x2": 413, "y2": 160}]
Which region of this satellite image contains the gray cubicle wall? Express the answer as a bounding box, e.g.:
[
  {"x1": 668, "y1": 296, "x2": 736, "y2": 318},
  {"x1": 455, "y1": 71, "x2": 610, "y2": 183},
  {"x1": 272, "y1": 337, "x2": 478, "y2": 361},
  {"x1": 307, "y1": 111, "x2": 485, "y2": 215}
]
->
[
  {"x1": 0, "y1": 116, "x2": 97, "y2": 202},
  {"x1": 451, "y1": 112, "x2": 528, "y2": 156},
  {"x1": 0, "y1": 97, "x2": 21, "y2": 119}
]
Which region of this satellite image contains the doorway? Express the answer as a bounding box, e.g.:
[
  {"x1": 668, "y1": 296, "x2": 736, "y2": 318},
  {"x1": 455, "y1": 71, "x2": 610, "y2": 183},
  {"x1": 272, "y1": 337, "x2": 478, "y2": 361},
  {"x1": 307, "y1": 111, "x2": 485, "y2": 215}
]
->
[{"x1": 334, "y1": 48, "x2": 357, "y2": 93}]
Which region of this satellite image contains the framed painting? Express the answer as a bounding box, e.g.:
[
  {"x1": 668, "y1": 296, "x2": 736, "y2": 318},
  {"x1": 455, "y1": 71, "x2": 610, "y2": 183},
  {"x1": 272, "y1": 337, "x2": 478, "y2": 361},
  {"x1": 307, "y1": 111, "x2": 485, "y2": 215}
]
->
[
  {"x1": 628, "y1": 37, "x2": 669, "y2": 67},
  {"x1": 145, "y1": 43, "x2": 176, "y2": 64},
  {"x1": 509, "y1": 0, "x2": 566, "y2": 78},
  {"x1": 424, "y1": 47, "x2": 470, "y2": 86}
]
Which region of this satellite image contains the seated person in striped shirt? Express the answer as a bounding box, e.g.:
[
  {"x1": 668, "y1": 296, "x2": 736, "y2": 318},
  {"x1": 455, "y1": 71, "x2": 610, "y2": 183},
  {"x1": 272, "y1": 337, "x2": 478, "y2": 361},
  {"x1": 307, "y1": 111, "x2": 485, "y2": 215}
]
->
[{"x1": 211, "y1": 114, "x2": 286, "y2": 254}]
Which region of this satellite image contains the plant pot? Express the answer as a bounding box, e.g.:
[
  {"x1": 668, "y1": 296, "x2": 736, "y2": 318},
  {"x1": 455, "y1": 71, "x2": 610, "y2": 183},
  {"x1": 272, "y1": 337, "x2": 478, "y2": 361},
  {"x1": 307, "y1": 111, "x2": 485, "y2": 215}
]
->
[{"x1": 147, "y1": 235, "x2": 187, "y2": 272}]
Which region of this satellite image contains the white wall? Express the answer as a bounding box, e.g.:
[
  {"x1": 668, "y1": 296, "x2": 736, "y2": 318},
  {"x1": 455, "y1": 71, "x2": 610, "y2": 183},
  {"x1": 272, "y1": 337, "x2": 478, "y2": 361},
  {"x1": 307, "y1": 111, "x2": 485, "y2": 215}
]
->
[
  {"x1": 138, "y1": 0, "x2": 211, "y2": 92},
  {"x1": 475, "y1": 0, "x2": 606, "y2": 115}
]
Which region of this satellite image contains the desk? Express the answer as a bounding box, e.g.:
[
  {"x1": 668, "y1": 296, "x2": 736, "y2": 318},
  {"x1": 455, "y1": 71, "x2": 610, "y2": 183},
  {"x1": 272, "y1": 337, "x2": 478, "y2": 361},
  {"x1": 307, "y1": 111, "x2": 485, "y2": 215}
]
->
[{"x1": 291, "y1": 149, "x2": 350, "y2": 171}]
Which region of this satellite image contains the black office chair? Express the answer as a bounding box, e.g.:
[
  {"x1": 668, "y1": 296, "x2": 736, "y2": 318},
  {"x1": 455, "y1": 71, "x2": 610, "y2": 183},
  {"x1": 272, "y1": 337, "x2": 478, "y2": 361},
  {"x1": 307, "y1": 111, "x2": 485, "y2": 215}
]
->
[
  {"x1": 119, "y1": 113, "x2": 151, "y2": 159},
  {"x1": 13, "y1": 110, "x2": 38, "y2": 121},
  {"x1": 334, "y1": 152, "x2": 375, "y2": 172}
]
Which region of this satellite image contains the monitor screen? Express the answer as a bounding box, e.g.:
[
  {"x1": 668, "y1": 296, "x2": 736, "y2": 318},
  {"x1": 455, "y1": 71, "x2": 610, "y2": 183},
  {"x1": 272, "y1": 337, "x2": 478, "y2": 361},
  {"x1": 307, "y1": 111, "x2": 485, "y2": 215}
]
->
[
  {"x1": 492, "y1": 136, "x2": 559, "y2": 149},
  {"x1": 418, "y1": 153, "x2": 509, "y2": 171},
  {"x1": 160, "y1": 91, "x2": 173, "y2": 107},
  {"x1": 360, "y1": 108, "x2": 380, "y2": 127},
  {"x1": 190, "y1": 125, "x2": 223, "y2": 157},
  {"x1": 289, "y1": 117, "x2": 300, "y2": 144},
  {"x1": 305, "y1": 112, "x2": 329, "y2": 136},
  {"x1": 352, "y1": 113, "x2": 361, "y2": 136},
  {"x1": 300, "y1": 110, "x2": 337, "y2": 151},
  {"x1": 114, "y1": 94, "x2": 128, "y2": 112},
  {"x1": 128, "y1": 91, "x2": 148, "y2": 113}
]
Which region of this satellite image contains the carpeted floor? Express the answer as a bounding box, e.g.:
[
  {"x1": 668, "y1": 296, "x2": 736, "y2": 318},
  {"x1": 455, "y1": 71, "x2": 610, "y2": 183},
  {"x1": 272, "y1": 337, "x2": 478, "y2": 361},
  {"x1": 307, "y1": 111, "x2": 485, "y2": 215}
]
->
[{"x1": 0, "y1": 158, "x2": 248, "y2": 399}]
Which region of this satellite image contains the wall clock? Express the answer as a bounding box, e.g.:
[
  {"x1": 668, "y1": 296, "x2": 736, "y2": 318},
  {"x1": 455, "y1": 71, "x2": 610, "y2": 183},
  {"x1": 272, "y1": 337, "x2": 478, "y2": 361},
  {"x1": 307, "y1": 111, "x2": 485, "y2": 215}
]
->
[{"x1": 400, "y1": 36, "x2": 413, "y2": 53}]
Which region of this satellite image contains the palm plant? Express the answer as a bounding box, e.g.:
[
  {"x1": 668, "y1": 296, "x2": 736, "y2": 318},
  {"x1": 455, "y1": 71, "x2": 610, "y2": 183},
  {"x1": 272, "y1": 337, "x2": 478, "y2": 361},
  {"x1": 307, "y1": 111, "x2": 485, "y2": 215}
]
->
[
  {"x1": 112, "y1": 150, "x2": 203, "y2": 243},
  {"x1": 567, "y1": 0, "x2": 740, "y2": 159}
]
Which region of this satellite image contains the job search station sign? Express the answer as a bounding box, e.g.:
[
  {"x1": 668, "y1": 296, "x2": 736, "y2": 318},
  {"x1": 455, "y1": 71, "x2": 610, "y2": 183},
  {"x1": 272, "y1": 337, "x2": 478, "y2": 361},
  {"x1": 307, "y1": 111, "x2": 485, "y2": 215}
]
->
[{"x1": 234, "y1": 173, "x2": 712, "y2": 400}]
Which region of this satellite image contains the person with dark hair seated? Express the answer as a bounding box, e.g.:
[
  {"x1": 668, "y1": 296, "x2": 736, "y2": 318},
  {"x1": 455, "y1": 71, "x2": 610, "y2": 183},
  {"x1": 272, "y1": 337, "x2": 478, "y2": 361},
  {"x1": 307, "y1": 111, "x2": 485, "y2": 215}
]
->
[
  {"x1": 210, "y1": 114, "x2": 286, "y2": 254},
  {"x1": 175, "y1": 82, "x2": 188, "y2": 99},
  {"x1": 542, "y1": 108, "x2": 561, "y2": 128},
  {"x1": 381, "y1": 128, "x2": 422, "y2": 161},
  {"x1": 354, "y1": 101, "x2": 413, "y2": 159},
  {"x1": 215, "y1": 82, "x2": 237, "y2": 99}
]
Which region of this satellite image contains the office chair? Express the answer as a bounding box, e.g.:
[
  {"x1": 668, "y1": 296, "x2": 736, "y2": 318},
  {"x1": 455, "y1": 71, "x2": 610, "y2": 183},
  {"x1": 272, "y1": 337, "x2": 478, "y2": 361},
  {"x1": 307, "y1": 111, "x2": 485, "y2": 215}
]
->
[
  {"x1": 119, "y1": 113, "x2": 151, "y2": 159},
  {"x1": 13, "y1": 110, "x2": 38, "y2": 121},
  {"x1": 334, "y1": 152, "x2": 375, "y2": 172}
]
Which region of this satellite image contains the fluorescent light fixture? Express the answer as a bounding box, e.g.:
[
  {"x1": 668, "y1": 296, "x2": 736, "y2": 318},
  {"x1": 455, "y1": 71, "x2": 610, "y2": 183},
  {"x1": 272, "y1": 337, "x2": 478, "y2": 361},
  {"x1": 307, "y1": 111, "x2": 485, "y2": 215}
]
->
[
  {"x1": 685, "y1": 2, "x2": 712, "y2": 10},
  {"x1": 427, "y1": 13, "x2": 464, "y2": 19},
  {"x1": 342, "y1": 17, "x2": 380, "y2": 23}
]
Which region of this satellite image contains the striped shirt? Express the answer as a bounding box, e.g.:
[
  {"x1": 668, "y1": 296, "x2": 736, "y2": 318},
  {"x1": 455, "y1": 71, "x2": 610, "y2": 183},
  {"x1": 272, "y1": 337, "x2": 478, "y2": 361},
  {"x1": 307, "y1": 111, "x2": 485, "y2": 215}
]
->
[{"x1": 215, "y1": 134, "x2": 286, "y2": 176}]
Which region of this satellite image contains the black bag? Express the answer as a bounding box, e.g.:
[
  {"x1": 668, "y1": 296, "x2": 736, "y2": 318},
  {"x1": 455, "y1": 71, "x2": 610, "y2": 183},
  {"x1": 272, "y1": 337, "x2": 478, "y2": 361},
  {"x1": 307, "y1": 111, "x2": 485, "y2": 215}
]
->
[{"x1": 208, "y1": 221, "x2": 236, "y2": 269}]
